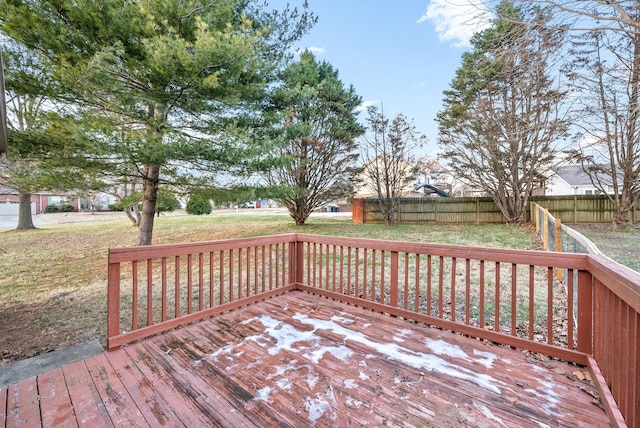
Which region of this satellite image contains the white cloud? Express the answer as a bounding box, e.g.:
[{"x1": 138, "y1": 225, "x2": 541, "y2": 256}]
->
[
  {"x1": 306, "y1": 46, "x2": 325, "y2": 54},
  {"x1": 418, "y1": 0, "x2": 494, "y2": 48},
  {"x1": 356, "y1": 100, "x2": 379, "y2": 113}
]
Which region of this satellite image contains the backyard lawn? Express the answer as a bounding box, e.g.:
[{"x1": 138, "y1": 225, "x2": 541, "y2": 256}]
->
[{"x1": 0, "y1": 213, "x2": 546, "y2": 364}]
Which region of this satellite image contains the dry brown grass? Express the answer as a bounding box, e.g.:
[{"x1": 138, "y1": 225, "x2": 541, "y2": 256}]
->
[{"x1": 0, "y1": 213, "x2": 538, "y2": 364}]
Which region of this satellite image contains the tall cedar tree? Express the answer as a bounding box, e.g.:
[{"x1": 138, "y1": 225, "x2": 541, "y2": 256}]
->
[
  {"x1": 0, "y1": 0, "x2": 314, "y2": 244},
  {"x1": 437, "y1": 2, "x2": 569, "y2": 224},
  {"x1": 360, "y1": 106, "x2": 424, "y2": 227},
  {"x1": 265, "y1": 51, "x2": 364, "y2": 225}
]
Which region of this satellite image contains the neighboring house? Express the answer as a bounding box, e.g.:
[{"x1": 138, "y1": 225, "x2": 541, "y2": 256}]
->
[
  {"x1": 545, "y1": 165, "x2": 613, "y2": 196},
  {"x1": 0, "y1": 188, "x2": 80, "y2": 215}
]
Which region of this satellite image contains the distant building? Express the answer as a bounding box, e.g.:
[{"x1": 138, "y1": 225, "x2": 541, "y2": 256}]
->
[{"x1": 545, "y1": 165, "x2": 613, "y2": 196}]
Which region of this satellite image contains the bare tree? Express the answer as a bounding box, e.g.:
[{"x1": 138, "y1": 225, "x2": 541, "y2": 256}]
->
[
  {"x1": 566, "y1": 27, "x2": 640, "y2": 227},
  {"x1": 437, "y1": 2, "x2": 569, "y2": 225},
  {"x1": 360, "y1": 106, "x2": 425, "y2": 226}
]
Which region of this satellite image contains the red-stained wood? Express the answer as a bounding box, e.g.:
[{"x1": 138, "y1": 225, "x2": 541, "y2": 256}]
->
[
  {"x1": 588, "y1": 355, "x2": 627, "y2": 428},
  {"x1": 62, "y1": 361, "x2": 113, "y2": 428},
  {"x1": 0, "y1": 387, "x2": 6, "y2": 427},
  {"x1": 103, "y1": 348, "x2": 185, "y2": 427},
  {"x1": 6, "y1": 377, "x2": 40, "y2": 427},
  {"x1": 103, "y1": 233, "x2": 640, "y2": 426},
  {"x1": 0, "y1": 291, "x2": 615, "y2": 427},
  {"x1": 38, "y1": 368, "x2": 77, "y2": 428},
  {"x1": 298, "y1": 284, "x2": 589, "y2": 365},
  {"x1": 84, "y1": 354, "x2": 149, "y2": 426}
]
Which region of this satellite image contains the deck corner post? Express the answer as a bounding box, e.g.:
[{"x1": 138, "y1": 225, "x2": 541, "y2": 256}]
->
[
  {"x1": 576, "y1": 270, "x2": 594, "y2": 354},
  {"x1": 107, "y1": 256, "x2": 121, "y2": 350},
  {"x1": 289, "y1": 239, "x2": 304, "y2": 287}
]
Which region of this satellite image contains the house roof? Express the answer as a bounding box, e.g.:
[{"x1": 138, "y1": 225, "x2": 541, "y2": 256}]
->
[{"x1": 553, "y1": 165, "x2": 595, "y2": 186}]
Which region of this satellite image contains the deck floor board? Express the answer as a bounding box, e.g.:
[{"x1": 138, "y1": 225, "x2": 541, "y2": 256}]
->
[{"x1": 0, "y1": 291, "x2": 611, "y2": 427}]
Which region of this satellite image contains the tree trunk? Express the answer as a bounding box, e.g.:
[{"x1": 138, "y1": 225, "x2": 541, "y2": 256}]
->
[
  {"x1": 125, "y1": 205, "x2": 141, "y2": 226},
  {"x1": 612, "y1": 192, "x2": 634, "y2": 228},
  {"x1": 137, "y1": 165, "x2": 160, "y2": 245},
  {"x1": 16, "y1": 190, "x2": 35, "y2": 230}
]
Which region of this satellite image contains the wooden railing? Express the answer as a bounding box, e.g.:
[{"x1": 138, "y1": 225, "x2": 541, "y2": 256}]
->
[{"x1": 108, "y1": 233, "x2": 638, "y2": 427}]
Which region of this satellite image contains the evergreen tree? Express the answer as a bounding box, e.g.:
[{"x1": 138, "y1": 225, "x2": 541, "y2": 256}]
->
[
  {"x1": 0, "y1": 0, "x2": 314, "y2": 243},
  {"x1": 264, "y1": 51, "x2": 364, "y2": 225}
]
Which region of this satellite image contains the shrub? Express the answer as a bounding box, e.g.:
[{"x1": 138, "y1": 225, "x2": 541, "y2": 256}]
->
[
  {"x1": 186, "y1": 193, "x2": 212, "y2": 215},
  {"x1": 61, "y1": 204, "x2": 74, "y2": 212},
  {"x1": 45, "y1": 204, "x2": 59, "y2": 213},
  {"x1": 108, "y1": 203, "x2": 124, "y2": 211}
]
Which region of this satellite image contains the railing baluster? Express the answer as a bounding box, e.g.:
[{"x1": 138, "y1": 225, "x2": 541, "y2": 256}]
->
[
  {"x1": 339, "y1": 246, "x2": 344, "y2": 294},
  {"x1": 219, "y1": 250, "x2": 224, "y2": 305},
  {"x1": 209, "y1": 252, "x2": 214, "y2": 308},
  {"x1": 261, "y1": 246, "x2": 266, "y2": 293},
  {"x1": 414, "y1": 254, "x2": 420, "y2": 313},
  {"x1": 547, "y1": 266, "x2": 553, "y2": 344},
  {"x1": 325, "y1": 244, "x2": 330, "y2": 290},
  {"x1": 246, "y1": 247, "x2": 251, "y2": 297},
  {"x1": 347, "y1": 247, "x2": 352, "y2": 296},
  {"x1": 237, "y1": 248, "x2": 242, "y2": 299},
  {"x1": 229, "y1": 249, "x2": 234, "y2": 302},
  {"x1": 495, "y1": 262, "x2": 500, "y2": 333},
  {"x1": 162, "y1": 257, "x2": 167, "y2": 321},
  {"x1": 254, "y1": 246, "x2": 259, "y2": 295},
  {"x1": 450, "y1": 257, "x2": 456, "y2": 322},
  {"x1": 438, "y1": 256, "x2": 444, "y2": 318},
  {"x1": 175, "y1": 256, "x2": 180, "y2": 317},
  {"x1": 268, "y1": 244, "x2": 273, "y2": 291},
  {"x1": 426, "y1": 255, "x2": 432, "y2": 316},
  {"x1": 465, "y1": 259, "x2": 470, "y2": 325},
  {"x1": 363, "y1": 249, "x2": 367, "y2": 300},
  {"x1": 479, "y1": 260, "x2": 485, "y2": 328},
  {"x1": 403, "y1": 253, "x2": 409, "y2": 310},
  {"x1": 511, "y1": 263, "x2": 517, "y2": 336},
  {"x1": 528, "y1": 265, "x2": 534, "y2": 340},
  {"x1": 199, "y1": 253, "x2": 204, "y2": 311},
  {"x1": 380, "y1": 250, "x2": 385, "y2": 304},
  {"x1": 274, "y1": 244, "x2": 279, "y2": 289},
  {"x1": 147, "y1": 259, "x2": 153, "y2": 325},
  {"x1": 567, "y1": 268, "x2": 574, "y2": 349},
  {"x1": 132, "y1": 260, "x2": 138, "y2": 330},
  {"x1": 371, "y1": 249, "x2": 376, "y2": 302},
  {"x1": 187, "y1": 254, "x2": 193, "y2": 314}
]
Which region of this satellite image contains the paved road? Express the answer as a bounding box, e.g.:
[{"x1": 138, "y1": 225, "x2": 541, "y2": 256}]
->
[{"x1": 0, "y1": 214, "x2": 49, "y2": 230}]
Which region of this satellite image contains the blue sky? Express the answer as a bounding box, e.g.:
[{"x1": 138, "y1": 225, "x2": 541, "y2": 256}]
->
[{"x1": 283, "y1": 0, "x2": 493, "y2": 155}]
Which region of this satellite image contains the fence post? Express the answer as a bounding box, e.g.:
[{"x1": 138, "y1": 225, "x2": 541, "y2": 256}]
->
[
  {"x1": 574, "y1": 195, "x2": 578, "y2": 224},
  {"x1": 543, "y1": 209, "x2": 549, "y2": 250},
  {"x1": 529, "y1": 201, "x2": 534, "y2": 224},
  {"x1": 476, "y1": 198, "x2": 480, "y2": 225},
  {"x1": 535, "y1": 203, "x2": 540, "y2": 233},
  {"x1": 107, "y1": 256, "x2": 121, "y2": 350},
  {"x1": 555, "y1": 218, "x2": 564, "y2": 282},
  {"x1": 352, "y1": 198, "x2": 364, "y2": 223}
]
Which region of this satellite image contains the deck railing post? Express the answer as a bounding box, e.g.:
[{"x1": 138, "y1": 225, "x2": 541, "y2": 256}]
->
[
  {"x1": 576, "y1": 269, "x2": 594, "y2": 354},
  {"x1": 390, "y1": 251, "x2": 398, "y2": 307},
  {"x1": 107, "y1": 256, "x2": 121, "y2": 350},
  {"x1": 289, "y1": 237, "x2": 304, "y2": 286}
]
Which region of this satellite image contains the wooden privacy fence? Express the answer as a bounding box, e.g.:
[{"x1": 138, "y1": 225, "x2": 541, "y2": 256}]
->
[
  {"x1": 353, "y1": 195, "x2": 640, "y2": 225},
  {"x1": 108, "y1": 233, "x2": 640, "y2": 427}
]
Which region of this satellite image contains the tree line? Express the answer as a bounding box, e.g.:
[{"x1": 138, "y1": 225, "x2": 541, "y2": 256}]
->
[{"x1": 438, "y1": 0, "x2": 640, "y2": 227}]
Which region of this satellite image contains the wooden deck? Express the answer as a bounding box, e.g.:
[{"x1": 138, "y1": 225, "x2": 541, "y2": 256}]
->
[{"x1": 1, "y1": 291, "x2": 610, "y2": 427}]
